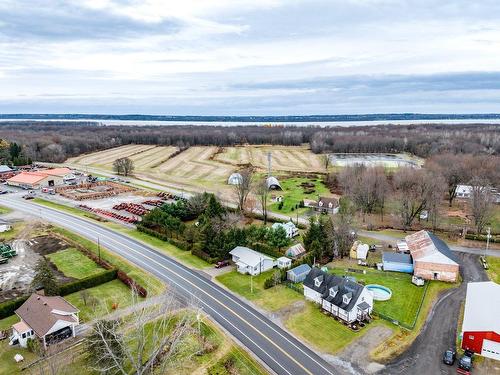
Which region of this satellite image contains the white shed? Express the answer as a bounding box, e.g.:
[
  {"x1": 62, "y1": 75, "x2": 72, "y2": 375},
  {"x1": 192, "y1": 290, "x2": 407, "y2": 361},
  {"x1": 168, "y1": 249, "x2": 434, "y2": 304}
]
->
[
  {"x1": 277, "y1": 257, "x2": 292, "y2": 269},
  {"x1": 0, "y1": 219, "x2": 11, "y2": 233},
  {"x1": 227, "y1": 173, "x2": 243, "y2": 185}
]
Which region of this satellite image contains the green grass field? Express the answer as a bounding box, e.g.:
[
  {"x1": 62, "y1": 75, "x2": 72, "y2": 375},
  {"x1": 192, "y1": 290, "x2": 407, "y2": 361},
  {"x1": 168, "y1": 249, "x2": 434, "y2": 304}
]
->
[
  {"x1": 285, "y1": 302, "x2": 389, "y2": 354},
  {"x1": 268, "y1": 175, "x2": 330, "y2": 215},
  {"x1": 53, "y1": 227, "x2": 165, "y2": 296},
  {"x1": 330, "y1": 268, "x2": 425, "y2": 327},
  {"x1": 0, "y1": 341, "x2": 38, "y2": 375},
  {"x1": 33, "y1": 198, "x2": 211, "y2": 269},
  {"x1": 0, "y1": 222, "x2": 26, "y2": 241},
  {"x1": 47, "y1": 248, "x2": 106, "y2": 279},
  {"x1": 486, "y1": 256, "x2": 500, "y2": 283},
  {"x1": 65, "y1": 279, "x2": 136, "y2": 322},
  {"x1": 216, "y1": 270, "x2": 302, "y2": 311},
  {"x1": 0, "y1": 205, "x2": 12, "y2": 215}
]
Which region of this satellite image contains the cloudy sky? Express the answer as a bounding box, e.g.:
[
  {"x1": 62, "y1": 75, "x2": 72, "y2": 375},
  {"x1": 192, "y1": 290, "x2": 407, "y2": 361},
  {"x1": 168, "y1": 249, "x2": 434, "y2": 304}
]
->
[{"x1": 1, "y1": 0, "x2": 500, "y2": 115}]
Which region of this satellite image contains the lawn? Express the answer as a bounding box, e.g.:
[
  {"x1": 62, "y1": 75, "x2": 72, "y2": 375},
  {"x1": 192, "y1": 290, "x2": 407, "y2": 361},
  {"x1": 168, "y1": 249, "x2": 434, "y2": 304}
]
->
[
  {"x1": 268, "y1": 175, "x2": 330, "y2": 215},
  {"x1": 0, "y1": 222, "x2": 26, "y2": 241},
  {"x1": 0, "y1": 341, "x2": 38, "y2": 374},
  {"x1": 285, "y1": 302, "x2": 387, "y2": 354},
  {"x1": 46, "y1": 248, "x2": 106, "y2": 279},
  {"x1": 216, "y1": 270, "x2": 302, "y2": 311},
  {"x1": 33, "y1": 198, "x2": 211, "y2": 269},
  {"x1": 0, "y1": 205, "x2": 12, "y2": 214},
  {"x1": 486, "y1": 256, "x2": 500, "y2": 283},
  {"x1": 0, "y1": 315, "x2": 19, "y2": 331},
  {"x1": 330, "y1": 268, "x2": 425, "y2": 327},
  {"x1": 65, "y1": 279, "x2": 137, "y2": 322},
  {"x1": 52, "y1": 226, "x2": 165, "y2": 296},
  {"x1": 371, "y1": 279, "x2": 458, "y2": 362}
]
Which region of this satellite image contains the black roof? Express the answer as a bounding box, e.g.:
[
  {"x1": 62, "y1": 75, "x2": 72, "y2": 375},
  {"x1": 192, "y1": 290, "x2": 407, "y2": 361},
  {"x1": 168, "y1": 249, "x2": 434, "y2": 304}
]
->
[
  {"x1": 303, "y1": 268, "x2": 364, "y2": 312},
  {"x1": 382, "y1": 252, "x2": 412, "y2": 264},
  {"x1": 427, "y1": 232, "x2": 459, "y2": 264}
]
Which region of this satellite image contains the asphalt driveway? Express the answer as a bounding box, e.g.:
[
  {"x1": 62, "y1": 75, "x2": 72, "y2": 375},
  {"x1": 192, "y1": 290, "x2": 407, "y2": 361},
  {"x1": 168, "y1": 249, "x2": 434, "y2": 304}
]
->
[{"x1": 383, "y1": 252, "x2": 488, "y2": 375}]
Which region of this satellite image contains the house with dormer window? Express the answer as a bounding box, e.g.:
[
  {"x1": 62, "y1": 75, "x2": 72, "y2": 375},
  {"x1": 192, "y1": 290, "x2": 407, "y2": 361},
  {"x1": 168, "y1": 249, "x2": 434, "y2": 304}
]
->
[{"x1": 303, "y1": 268, "x2": 373, "y2": 324}]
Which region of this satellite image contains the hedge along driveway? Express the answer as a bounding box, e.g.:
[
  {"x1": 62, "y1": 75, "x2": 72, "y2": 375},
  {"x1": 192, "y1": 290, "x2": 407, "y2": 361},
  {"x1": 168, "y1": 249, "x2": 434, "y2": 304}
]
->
[{"x1": 46, "y1": 247, "x2": 106, "y2": 279}]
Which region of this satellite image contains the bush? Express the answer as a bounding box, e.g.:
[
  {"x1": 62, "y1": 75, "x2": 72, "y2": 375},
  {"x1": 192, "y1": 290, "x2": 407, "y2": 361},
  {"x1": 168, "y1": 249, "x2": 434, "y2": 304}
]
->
[
  {"x1": 0, "y1": 296, "x2": 29, "y2": 319},
  {"x1": 278, "y1": 201, "x2": 284, "y2": 210},
  {"x1": 465, "y1": 234, "x2": 498, "y2": 243},
  {"x1": 263, "y1": 278, "x2": 275, "y2": 289},
  {"x1": 59, "y1": 269, "x2": 117, "y2": 296},
  {"x1": 191, "y1": 247, "x2": 217, "y2": 263},
  {"x1": 117, "y1": 270, "x2": 148, "y2": 297}
]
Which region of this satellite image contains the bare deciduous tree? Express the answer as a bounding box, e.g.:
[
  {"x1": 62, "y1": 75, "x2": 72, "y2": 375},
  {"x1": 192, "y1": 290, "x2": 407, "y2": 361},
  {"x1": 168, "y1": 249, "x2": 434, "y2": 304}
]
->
[
  {"x1": 113, "y1": 157, "x2": 134, "y2": 176},
  {"x1": 86, "y1": 292, "x2": 198, "y2": 375},
  {"x1": 393, "y1": 167, "x2": 445, "y2": 230},
  {"x1": 427, "y1": 154, "x2": 471, "y2": 206},
  {"x1": 255, "y1": 179, "x2": 269, "y2": 224},
  {"x1": 233, "y1": 168, "x2": 253, "y2": 212},
  {"x1": 469, "y1": 177, "x2": 495, "y2": 234},
  {"x1": 338, "y1": 165, "x2": 388, "y2": 221}
]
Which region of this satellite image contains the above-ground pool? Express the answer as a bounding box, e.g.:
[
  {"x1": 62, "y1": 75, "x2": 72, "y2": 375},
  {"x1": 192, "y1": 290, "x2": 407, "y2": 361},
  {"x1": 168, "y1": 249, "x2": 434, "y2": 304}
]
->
[{"x1": 366, "y1": 284, "x2": 392, "y2": 301}]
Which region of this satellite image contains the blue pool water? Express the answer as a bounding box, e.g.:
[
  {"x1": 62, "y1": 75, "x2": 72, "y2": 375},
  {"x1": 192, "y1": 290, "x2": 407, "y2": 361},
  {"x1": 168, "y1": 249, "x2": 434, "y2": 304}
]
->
[{"x1": 366, "y1": 284, "x2": 392, "y2": 301}]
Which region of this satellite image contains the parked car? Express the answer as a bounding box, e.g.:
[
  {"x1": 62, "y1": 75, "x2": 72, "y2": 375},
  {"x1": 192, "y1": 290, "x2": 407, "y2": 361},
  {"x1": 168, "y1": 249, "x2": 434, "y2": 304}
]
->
[
  {"x1": 458, "y1": 350, "x2": 473, "y2": 372},
  {"x1": 0, "y1": 190, "x2": 8, "y2": 195},
  {"x1": 443, "y1": 349, "x2": 456, "y2": 365},
  {"x1": 22, "y1": 195, "x2": 35, "y2": 200},
  {"x1": 215, "y1": 260, "x2": 230, "y2": 269}
]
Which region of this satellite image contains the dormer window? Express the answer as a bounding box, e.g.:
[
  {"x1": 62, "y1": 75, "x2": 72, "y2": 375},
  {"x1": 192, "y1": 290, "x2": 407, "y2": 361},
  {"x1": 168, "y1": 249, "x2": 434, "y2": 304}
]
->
[
  {"x1": 314, "y1": 276, "x2": 323, "y2": 287},
  {"x1": 342, "y1": 292, "x2": 352, "y2": 305},
  {"x1": 318, "y1": 201, "x2": 323, "y2": 207},
  {"x1": 328, "y1": 202, "x2": 333, "y2": 208},
  {"x1": 329, "y1": 286, "x2": 338, "y2": 298}
]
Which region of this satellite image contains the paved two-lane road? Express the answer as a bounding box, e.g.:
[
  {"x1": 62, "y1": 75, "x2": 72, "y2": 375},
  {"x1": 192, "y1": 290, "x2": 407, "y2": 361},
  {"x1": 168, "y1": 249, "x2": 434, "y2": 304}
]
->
[{"x1": 0, "y1": 197, "x2": 345, "y2": 375}]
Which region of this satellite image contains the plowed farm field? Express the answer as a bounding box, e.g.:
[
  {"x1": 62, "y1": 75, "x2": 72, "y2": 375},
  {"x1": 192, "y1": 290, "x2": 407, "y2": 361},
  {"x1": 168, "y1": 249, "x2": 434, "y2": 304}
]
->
[{"x1": 67, "y1": 144, "x2": 323, "y2": 195}]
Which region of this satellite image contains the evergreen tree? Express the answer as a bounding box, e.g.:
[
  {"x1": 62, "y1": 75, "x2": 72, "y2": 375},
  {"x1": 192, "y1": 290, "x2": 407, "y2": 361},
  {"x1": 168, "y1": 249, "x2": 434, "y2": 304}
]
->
[
  {"x1": 266, "y1": 226, "x2": 290, "y2": 251},
  {"x1": 30, "y1": 258, "x2": 59, "y2": 296}
]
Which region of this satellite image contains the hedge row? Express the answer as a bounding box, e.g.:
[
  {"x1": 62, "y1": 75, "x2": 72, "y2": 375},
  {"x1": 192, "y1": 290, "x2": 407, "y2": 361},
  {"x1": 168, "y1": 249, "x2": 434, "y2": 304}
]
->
[
  {"x1": 0, "y1": 296, "x2": 29, "y2": 320},
  {"x1": 192, "y1": 247, "x2": 218, "y2": 264},
  {"x1": 137, "y1": 224, "x2": 191, "y2": 251},
  {"x1": 465, "y1": 234, "x2": 499, "y2": 243},
  {"x1": 59, "y1": 269, "x2": 118, "y2": 295},
  {"x1": 0, "y1": 269, "x2": 118, "y2": 319},
  {"x1": 117, "y1": 270, "x2": 147, "y2": 298}
]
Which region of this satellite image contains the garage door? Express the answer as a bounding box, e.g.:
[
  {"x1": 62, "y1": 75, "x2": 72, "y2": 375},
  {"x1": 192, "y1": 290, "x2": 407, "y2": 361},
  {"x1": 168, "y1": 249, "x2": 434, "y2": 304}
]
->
[{"x1": 481, "y1": 339, "x2": 500, "y2": 361}]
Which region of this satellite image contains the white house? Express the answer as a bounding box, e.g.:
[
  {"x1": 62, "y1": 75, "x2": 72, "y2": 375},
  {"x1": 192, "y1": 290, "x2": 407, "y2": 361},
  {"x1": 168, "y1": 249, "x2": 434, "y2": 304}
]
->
[
  {"x1": 303, "y1": 268, "x2": 373, "y2": 324},
  {"x1": 272, "y1": 222, "x2": 299, "y2": 238},
  {"x1": 455, "y1": 184, "x2": 473, "y2": 199},
  {"x1": 229, "y1": 246, "x2": 275, "y2": 276},
  {"x1": 10, "y1": 293, "x2": 79, "y2": 348},
  {"x1": 0, "y1": 219, "x2": 11, "y2": 233}
]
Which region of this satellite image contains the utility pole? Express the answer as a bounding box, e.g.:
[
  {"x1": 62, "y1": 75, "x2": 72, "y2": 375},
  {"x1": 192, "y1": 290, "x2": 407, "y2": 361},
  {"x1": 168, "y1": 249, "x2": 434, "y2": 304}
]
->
[
  {"x1": 485, "y1": 227, "x2": 491, "y2": 257},
  {"x1": 97, "y1": 236, "x2": 101, "y2": 262},
  {"x1": 250, "y1": 274, "x2": 253, "y2": 294}
]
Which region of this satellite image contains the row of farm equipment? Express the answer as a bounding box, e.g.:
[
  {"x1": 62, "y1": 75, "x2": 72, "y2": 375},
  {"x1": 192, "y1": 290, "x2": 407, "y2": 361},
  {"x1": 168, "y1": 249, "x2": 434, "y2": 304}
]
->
[
  {"x1": 0, "y1": 243, "x2": 17, "y2": 264},
  {"x1": 113, "y1": 203, "x2": 150, "y2": 216},
  {"x1": 78, "y1": 204, "x2": 140, "y2": 224}
]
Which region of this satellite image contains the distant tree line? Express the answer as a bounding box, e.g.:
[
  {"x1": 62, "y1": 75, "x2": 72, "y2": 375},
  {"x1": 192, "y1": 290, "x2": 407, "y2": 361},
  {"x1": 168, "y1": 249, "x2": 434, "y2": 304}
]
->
[{"x1": 0, "y1": 122, "x2": 498, "y2": 163}]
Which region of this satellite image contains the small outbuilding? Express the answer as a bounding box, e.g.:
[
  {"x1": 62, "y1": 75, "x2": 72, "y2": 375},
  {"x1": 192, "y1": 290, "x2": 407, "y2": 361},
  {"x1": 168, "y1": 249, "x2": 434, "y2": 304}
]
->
[
  {"x1": 266, "y1": 176, "x2": 282, "y2": 190},
  {"x1": 227, "y1": 173, "x2": 243, "y2": 185},
  {"x1": 277, "y1": 257, "x2": 292, "y2": 269},
  {"x1": 0, "y1": 219, "x2": 12, "y2": 233},
  {"x1": 0, "y1": 165, "x2": 14, "y2": 179},
  {"x1": 286, "y1": 243, "x2": 306, "y2": 258},
  {"x1": 350, "y1": 241, "x2": 369, "y2": 260},
  {"x1": 382, "y1": 252, "x2": 414, "y2": 273},
  {"x1": 397, "y1": 241, "x2": 409, "y2": 253},
  {"x1": 287, "y1": 264, "x2": 312, "y2": 283}
]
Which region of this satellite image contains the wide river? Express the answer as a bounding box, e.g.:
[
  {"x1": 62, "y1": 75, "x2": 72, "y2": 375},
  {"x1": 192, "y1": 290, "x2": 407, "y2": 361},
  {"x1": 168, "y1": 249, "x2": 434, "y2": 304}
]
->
[{"x1": 2, "y1": 118, "x2": 500, "y2": 127}]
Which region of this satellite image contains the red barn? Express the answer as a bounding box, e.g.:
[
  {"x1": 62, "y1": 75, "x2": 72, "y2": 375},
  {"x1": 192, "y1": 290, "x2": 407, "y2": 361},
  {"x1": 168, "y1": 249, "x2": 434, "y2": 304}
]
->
[{"x1": 461, "y1": 281, "x2": 500, "y2": 361}]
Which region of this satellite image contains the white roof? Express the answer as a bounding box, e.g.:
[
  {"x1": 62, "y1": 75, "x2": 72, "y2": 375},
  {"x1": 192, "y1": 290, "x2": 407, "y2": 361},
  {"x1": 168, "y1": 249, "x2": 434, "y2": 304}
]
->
[
  {"x1": 462, "y1": 281, "x2": 500, "y2": 334},
  {"x1": 0, "y1": 165, "x2": 12, "y2": 173},
  {"x1": 356, "y1": 244, "x2": 369, "y2": 259},
  {"x1": 272, "y1": 222, "x2": 296, "y2": 230},
  {"x1": 227, "y1": 173, "x2": 242, "y2": 185},
  {"x1": 229, "y1": 246, "x2": 273, "y2": 268},
  {"x1": 397, "y1": 241, "x2": 409, "y2": 251},
  {"x1": 277, "y1": 256, "x2": 291, "y2": 263},
  {"x1": 455, "y1": 185, "x2": 473, "y2": 194}
]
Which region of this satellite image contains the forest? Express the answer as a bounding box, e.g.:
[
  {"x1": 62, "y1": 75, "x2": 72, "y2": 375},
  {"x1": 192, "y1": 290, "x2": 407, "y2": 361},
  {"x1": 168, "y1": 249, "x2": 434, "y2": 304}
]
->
[{"x1": 0, "y1": 121, "x2": 498, "y2": 163}]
